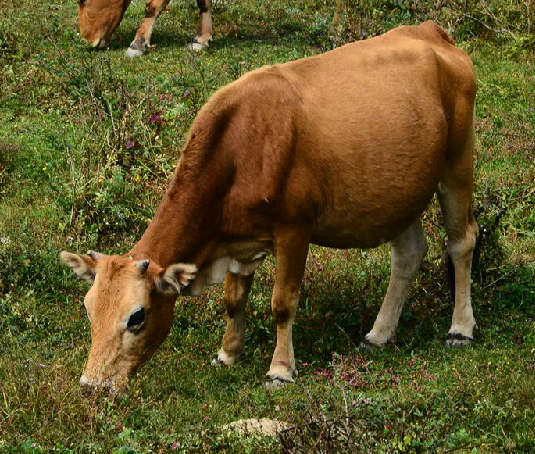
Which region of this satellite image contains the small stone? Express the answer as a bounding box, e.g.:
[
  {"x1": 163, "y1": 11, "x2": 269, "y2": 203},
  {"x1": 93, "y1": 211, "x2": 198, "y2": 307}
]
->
[{"x1": 222, "y1": 418, "x2": 290, "y2": 437}]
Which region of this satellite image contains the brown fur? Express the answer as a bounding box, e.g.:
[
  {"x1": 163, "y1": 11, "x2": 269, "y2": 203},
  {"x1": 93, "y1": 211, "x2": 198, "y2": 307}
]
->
[{"x1": 62, "y1": 23, "x2": 478, "y2": 388}]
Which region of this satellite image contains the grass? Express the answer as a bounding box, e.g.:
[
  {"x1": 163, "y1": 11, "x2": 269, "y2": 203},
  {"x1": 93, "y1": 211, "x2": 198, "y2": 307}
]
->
[{"x1": 1, "y1": 0, "x2": 534, "y2": 452}]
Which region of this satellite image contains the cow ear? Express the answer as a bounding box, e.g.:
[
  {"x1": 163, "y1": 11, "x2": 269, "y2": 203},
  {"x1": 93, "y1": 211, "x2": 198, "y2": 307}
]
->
[
  {"x1": 155, "y1": 263, "x2": 197, "y2": 295},
  {"x1": 60, "y1": 251, "x2": 99, "y2": 283}
]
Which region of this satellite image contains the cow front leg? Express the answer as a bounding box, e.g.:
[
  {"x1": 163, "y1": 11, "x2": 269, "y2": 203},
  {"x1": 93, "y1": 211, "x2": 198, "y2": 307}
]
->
[
  {"x1": 265, "y1": 230, "x2": 310, "y2": 388},
  {"x1": 126, "y1": 0, "x2": 171, "y2": 57},
  {"x1": 189, "y1": 0, "x2": 212, "y2": 51},
  {"x1": 213, "y1": 272, "x2": 254, "y2": 366},
  {"x1": 362, "y1": 219, "x2": 428, "y2": 348}
]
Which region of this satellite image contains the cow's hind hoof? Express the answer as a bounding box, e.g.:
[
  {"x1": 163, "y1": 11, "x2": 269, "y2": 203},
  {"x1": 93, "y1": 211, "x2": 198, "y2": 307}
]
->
[
  {"x1": 359, "y1": 338, "x2": 381, "y2": 352},
  {"x1": 445, "y1": 333, "x2": 473, "y2": 348},
  {"x1": 263, "y1": 375, "x2": 294, "y2": 390}
]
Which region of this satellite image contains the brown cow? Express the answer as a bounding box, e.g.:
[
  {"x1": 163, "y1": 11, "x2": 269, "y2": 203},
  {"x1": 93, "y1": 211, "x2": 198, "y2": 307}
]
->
[
  {"x1": 78, "y1": 0, "x2": 213, "y2": 56},
  {"x1": 61, "y1": 22, "x2": 478, "y2": 389}
]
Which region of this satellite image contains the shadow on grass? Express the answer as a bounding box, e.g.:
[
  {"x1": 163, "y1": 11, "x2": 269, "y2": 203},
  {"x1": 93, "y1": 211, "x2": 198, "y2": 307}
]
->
[{"x1": 241, "y1": 255, "x2": 535, "y2": 368}]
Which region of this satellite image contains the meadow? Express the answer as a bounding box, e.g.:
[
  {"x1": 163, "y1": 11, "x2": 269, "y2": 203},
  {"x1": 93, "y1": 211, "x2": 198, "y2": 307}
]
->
[{"x1": 1, "y1": 0, "x2": 534, "y2": 451}]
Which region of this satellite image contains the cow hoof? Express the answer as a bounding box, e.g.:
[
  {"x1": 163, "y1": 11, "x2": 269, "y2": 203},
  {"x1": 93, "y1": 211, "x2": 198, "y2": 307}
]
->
[
  {"x1": 188, "y1": 36, "x2": 211, "y2": 51},
  {"x1": 211, "y1": 349, "x2": 246, "y2": 366},
  {"x1": 126, "y1": 47, "x2": 145, "y2": 58},
  {"x1": 211, "y1": 356, "x2": 225, "y2": 366},
  {"x1": 188, "y1": 41, "x2": 208, "y2": 52},
  {"x1": 359, "y1": 338, "x2": 382, "y2": 351},
  {"x1": 445, "y1": 333, "x2": 473, "y2": 348},
  {"x1": 264, "y1": 375, "x2": 294, "y2": 390}
]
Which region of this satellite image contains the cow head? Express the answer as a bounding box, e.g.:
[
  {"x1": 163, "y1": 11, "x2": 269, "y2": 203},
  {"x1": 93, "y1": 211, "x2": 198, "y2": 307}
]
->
[
  {"x1": 60, "y1": 251, "x2": 196, "y2": 389},
  {"x1": 77, "y1": 0, "x2": 130, "y2": 48}
]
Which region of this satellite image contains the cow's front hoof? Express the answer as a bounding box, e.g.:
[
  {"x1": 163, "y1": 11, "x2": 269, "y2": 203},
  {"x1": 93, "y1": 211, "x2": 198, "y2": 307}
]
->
[
  {"x1": 445, "y1": 332, "x2": 473, "y2": 348},
  {"x1": 188, "y1": 42, "x2": 208, "y2": 52},
  {"x1": 264, "y1": 362, "x2": 295, "y2": 389},
  {"x1": 211, "y1": 356, "x2": 225, "y2": 366},
  {"x1": 264, "y1": 374, "x2": 295, "y2": 390},
  {"x1": 126, "y1": 47, "x2": 145, "y2": 58},
  {"x1": 188, "y1": 37, "x2": 211, "y2": 52}
]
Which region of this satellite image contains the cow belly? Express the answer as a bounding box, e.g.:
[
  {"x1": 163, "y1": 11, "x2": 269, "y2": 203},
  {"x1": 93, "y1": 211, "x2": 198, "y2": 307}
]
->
[
  {"x1": 309, "y1": 158, "x2": 440, "y2": 249},
  {"x1": 311, "y1": 195, "x2": 432, "y2": 249}
]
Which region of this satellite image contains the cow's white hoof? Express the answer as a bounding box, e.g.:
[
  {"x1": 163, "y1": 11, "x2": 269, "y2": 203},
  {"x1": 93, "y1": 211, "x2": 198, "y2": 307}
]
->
[
  {"x1": 188, "y1": 42, "x2": 208, "y2": 51},
  {"x1": 445, "y1": 333, "x2": 473, "y2": 348},
  {"x1": 126, "y1": 47, "x2": 144, "y2": 58},
  {"x1": 212, "y1": 355, "x2": 235, "y2": 366},
  {"x1": 359, "y1": 338, "x2": 381, "y2": 351},
  {"x1": 264, "y1": 364, "x2": 295, "y2": 389},
  {"x1": 359, "y1": 334, "x2": 387, "y2": 351},
  {"x1": 264, "y1": 375, "x2": 294, "y2": 390},
  {"x1": 211, "y1": 349, "x2": 244, "y2": 366}
]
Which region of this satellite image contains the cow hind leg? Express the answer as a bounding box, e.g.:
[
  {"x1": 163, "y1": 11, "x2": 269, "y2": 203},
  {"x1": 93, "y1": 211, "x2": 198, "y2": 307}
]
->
[
  {"x1": 126, "y1": 0, "x2": 171, "y2": 57},
  {"x1": 438, "y1": 183, "x2": 478, "y2": 348},
  {"x1": 362, "y1": 219, "x2": 428, "y2": 348},
  {"x1": 436, "y1": 113, "x2": 478, "y2": 347},
  {"x1": 212, "y1": 272, "x2": 254, "y2": 366},
  {"x1": 188, "y1": 0, "x2": 212, "y2": 51},
  {"x1": 265, "y1": 229, "x2": 310, "y2": 389}
]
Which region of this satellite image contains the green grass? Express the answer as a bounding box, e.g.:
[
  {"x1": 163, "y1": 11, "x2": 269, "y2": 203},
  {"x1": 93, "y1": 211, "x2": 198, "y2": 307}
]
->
[{"x1": 1, "y1": 0, "x2": 535, "y2": 452}]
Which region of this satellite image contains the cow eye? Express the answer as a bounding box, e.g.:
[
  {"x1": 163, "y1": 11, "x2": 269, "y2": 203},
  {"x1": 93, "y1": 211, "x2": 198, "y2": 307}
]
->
[{"x1": 127, "y1": 308, "x2": 145, "y2": 332}]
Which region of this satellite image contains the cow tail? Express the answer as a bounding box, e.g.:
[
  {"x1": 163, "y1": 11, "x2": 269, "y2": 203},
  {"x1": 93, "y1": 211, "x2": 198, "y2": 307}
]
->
[
  {"x1": 447, "y1": 214, "x2": 483, "y2": 306},
  {"x1": 447, "y1": 253, "x2": 455, "y2": 306}
]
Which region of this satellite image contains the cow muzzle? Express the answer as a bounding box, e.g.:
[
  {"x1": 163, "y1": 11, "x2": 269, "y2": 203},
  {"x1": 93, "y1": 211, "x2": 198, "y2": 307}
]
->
[{"x1": 91, "y1": 37, "x2": 107, "y2": 49}]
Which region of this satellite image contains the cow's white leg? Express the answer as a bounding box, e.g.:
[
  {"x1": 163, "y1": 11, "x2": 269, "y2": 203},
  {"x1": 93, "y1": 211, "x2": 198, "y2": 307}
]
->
[
  {"x1": 444, "y1": 224, "x2": 478, "y2": 347},
  {"x1": 265, "y1": 230, "x2": 310, "y2": 388},
  {"x1": 188, "y1": 0, "x2": 212, "y2": 51},
  {"x1": 438, "y1": 117, "x2": 478, "y2": 347},
  {"x1": 126, "y1": 0, "x2": 170, "y2": 57},
  {"x1": 438, "y1": 188, "x2": 478, "y2": 347},
  {"x1": 213, "y1": 272, "x2": 254, "y2": 366},
  {"x1": 363, "y1": 219, "x2": 428, "y2": 348}
]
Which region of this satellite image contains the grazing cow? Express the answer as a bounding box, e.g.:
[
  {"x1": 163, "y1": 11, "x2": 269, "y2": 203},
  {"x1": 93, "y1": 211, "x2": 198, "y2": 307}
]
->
[
  {"x1": 78, "y1": 0, "x2": 213, "y2": 56},
  {"x1": 61, "y1": 22, "x2": 478, "y2": 389}
]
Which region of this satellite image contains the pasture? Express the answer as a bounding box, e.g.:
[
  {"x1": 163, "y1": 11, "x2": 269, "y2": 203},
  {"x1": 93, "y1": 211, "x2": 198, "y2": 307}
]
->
[{"x1": 1, "y1": 0, "x2": 534, "y2": 451}]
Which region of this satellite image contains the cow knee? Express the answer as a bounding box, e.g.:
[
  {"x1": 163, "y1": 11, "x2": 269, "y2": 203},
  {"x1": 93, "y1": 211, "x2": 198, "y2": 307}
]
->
[
  {"x1": 272, "y1": 300, "x2": 292, "y2": 324},
  {"x1": 271, "y1": 290, "x2": 299, "y2": 324},
  {"x1": 197, "y1": 0, "x2": 210, "y2": 12},
  {"x1": 447, "y1": 228, "x2": 477, "y2": 263}
]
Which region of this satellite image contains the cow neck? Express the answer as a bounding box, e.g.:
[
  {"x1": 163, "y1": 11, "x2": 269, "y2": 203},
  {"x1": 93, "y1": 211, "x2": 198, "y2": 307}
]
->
[
  {"x1": 128, "y1": 188, "x2": 211, "y2": 268},
  {"x1": 128, "y1": 131, "x2": 233, "y2": 268}
]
